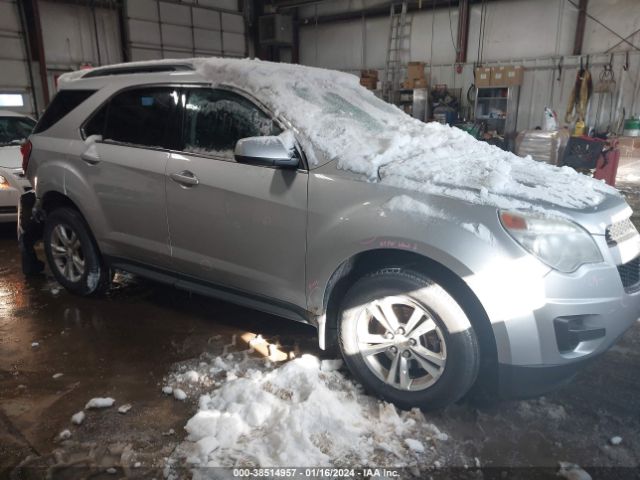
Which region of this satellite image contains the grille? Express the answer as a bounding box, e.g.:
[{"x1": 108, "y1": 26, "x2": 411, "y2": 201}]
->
[
  {"x1": 0, "y1": 206, "x2": 17, "y2": 214},
  {"x1": 618, "y1": 256, "x2": 640, "y2": 292},
  {"x1": 606, "y1": 218, "x2": 637, "y2": 245}
]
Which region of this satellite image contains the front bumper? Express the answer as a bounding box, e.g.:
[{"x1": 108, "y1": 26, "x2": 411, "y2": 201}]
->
[{"x1": 493, "y1": 256, "x2": 640, "y2": 398}]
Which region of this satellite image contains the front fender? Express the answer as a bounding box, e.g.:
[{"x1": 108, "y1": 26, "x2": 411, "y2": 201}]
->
[{"x1": 307, "y1": 165, "x2": 553, "y2": 361}]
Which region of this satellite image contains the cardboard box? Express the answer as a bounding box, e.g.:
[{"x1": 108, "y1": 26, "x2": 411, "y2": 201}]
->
[
  {"x1": 491, "y1": 67, "x2": 506, "y2": 86},
  {"x1": 497, "y1": 65, "x2": 524, "y2": 85},
  {"x1": 475, "y1": 67, "x2": 492, "y2": 87},
  {"x1": 407, "y1": 62, "x2": 426, "y2": 80},
  {"x1": 402, "y1": 79, "x2": 415, "y2": 90},
  {"x1": 360, "y1": 69, "x2": 379, "y2": 80},
  {"x1": 360, "y1": 77, "x2": 377, "y2": 90},
  {"x1": 414, "y1": 78, "x2": 429, "y2": 89}
]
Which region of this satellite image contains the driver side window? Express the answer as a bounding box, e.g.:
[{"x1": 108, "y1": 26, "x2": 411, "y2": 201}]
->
[{"x1": 182, "y1": 89, "x2": 281, "y2": 159}]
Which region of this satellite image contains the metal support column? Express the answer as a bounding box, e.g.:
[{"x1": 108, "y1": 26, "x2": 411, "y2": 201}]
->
[{"x1": 572, "y1": 0, "x2": 588, "y2": 56}]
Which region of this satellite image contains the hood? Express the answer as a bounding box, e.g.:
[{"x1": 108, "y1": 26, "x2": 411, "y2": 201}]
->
[{"x1": 0, "y1": 145, "x2": 21, "y2": 169}]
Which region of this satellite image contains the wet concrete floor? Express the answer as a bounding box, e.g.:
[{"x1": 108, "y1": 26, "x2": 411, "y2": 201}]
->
[
  {"x1": 0, "y1": 223, "x2": 318, "y2": 478},
  {"x1": 0, "y1": 183, "x2": 639, "y2": 479}
]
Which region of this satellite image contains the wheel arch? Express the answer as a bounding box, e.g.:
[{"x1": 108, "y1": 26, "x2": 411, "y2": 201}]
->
[
  {"x1": 41, "y1": 190, "x2": 83, "y2": 215},
  {"x1": 321, "y1": 248, "x2": 499, "y2": 390}
]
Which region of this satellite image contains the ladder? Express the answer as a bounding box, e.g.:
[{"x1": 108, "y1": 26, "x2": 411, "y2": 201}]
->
[{"x1": 383, "y1": 1, "x2": 412, "y2": 104}]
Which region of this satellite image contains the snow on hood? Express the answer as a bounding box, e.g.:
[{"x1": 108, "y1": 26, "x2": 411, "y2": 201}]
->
[
  {"x1": 190, "y1": 58, "x2": 618, "y2": 211},
  {"x1": 66, "y1": 58, "x2": 620, "y2": 211}
]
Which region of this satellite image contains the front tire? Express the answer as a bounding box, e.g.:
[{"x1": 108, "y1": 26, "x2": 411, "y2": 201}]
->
[
  {"x1": 338, "y1": 268, "x2": 480, "y2": 410},
  {"x1": 43, "y1": 207, "x2": 112, "y2": 296}
]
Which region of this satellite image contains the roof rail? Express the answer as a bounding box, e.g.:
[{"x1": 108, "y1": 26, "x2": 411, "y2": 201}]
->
[{"x1": 82, "y1": 63, "x2": 194, "y2": 79}]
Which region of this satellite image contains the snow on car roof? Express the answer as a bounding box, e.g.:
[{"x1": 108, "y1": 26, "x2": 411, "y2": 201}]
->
[{"x1": 62, "y1": 57, "x2": 618, "y2": 211}]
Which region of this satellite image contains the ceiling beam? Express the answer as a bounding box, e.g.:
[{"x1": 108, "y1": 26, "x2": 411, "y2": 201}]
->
[{"x1": 296, "y1": 0, "x2": 490, "y2": 26}]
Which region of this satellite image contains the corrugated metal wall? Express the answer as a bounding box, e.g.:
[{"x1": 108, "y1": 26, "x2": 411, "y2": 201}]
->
[
  {"x1": 125, "y1": 0, "x2": 246, "y2": 61},
  {"x1": 0, "y1": 0, "x2": 36, "y2": 116},
  {"x1": 39, "y1": 0, "x2": 123, "y2": 95},
  {"x1": 298, "y1": 0, "x2": 640, "y2": 131}
]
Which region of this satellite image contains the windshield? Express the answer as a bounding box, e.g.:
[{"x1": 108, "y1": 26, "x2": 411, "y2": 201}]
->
[{"x1": 0, "y1": 116, "x2": 36, "y2": 146}]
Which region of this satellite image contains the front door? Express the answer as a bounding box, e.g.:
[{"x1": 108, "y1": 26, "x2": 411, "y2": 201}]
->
[{"x1": 165, "y1": 88, "x2": 308, "y2": 309}]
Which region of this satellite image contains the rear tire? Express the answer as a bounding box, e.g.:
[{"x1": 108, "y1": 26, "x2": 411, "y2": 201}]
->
[
  {"x1": 338, "y1": 268, "x2": 479, "y2": 410},
  {"x1": 43, "y1": 207, "x2": 112, "y2": 296}
]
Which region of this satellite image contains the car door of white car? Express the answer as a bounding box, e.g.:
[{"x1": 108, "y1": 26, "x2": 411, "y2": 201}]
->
[
  {"x1": 165, "y1": 87, "x2": 308, "y2": 311},
  {"x1": 80, "y1": 86, "x2": 179, "y2": 268}
]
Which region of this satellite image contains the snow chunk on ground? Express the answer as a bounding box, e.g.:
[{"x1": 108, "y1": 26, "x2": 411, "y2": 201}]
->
[
  {"x1": 118, "y1": 403, "x2": 132, "y2": 414},
  {"x1": 162, "y1": 386, "x2": 173, "y2": 395},
  {"x1": 58, "y1": 429, "x2": 71, "y2": 440},
  {"x1": 31, "y1": 342, "x2": 39, "y2": 348},
  {"x1": 404, "y1": 439, "x2": 425, "y2": 453},
  {"x1": 71, "y1": 411, "x2": 85, "y2": 425},
  {"x1": 558, "y1": 461, "x2": 592, "y2": 480},
  {"x1": 85, "y1": 397, "x2": 115, "y2": 409},
  {"x1": 173, "y1": 389, "x2": 187, "y2": 401},
  {"x1": 172, "y1": 353, "x2": 451, "y2": 469},
  {"x1": 52, "y1": 373, "x2": 63, "y2": 379},
  {"x1": 610, "y1": 436, "x2": 622, "y2": 446}
]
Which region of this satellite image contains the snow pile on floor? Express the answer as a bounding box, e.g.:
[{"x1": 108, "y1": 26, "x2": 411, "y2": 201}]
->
[
  {"x1": 61, "y1": 58, "x2": 618, "y2": 212},
  {"x1": 85, "y1": 397, "x2": 115, "y2": 409},
  {"x1": 168, "y1": 354, "x2": 455, "y2": 470}
]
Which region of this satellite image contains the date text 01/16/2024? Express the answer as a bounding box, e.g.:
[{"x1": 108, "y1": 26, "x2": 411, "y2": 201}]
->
[{"x1": 232, "y1": 468, "x2": 401, "y2": 478}]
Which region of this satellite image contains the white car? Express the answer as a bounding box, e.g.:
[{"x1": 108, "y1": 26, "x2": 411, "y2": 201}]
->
[{"x1": 0, "y1": 110, "x2": 35, "y2": 222}]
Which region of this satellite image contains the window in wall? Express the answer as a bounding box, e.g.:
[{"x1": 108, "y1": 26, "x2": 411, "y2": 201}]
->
[
  {"x1": 182, "y1": 89, "x2": 281, "y2": 158},
  {"x1": 104, "y1": 88, "x2": 179, "y2": 149},
  {"x1": 0, "y1": 93, "x2": 24, "y2": 107}
]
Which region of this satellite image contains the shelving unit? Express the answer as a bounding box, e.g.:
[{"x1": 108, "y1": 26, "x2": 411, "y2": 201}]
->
[
  {"x1": 397, "y1": 88, "x2": 429, "y2": 122},
  {"x1": 474, "y1": 86, "x2": 520, "y2": 150}
]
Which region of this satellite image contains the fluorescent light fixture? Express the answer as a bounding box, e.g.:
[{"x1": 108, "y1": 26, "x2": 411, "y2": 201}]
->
[{"x1": 0, "y1": 94, "x2": 24, "y2": 107}]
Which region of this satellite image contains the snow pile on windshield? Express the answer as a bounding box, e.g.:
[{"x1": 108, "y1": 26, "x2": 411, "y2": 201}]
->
[
  {"x1": 191, "y1": 58, "x2": 618, "y2": 211},
  {"x1": 167, "y1": 354, "x2": 456, "y2": 472}
]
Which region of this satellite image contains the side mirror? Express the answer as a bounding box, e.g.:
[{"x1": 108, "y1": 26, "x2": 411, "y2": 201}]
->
[{"x1": 234, "y1": 134, "x2": 299, "y2": 168}]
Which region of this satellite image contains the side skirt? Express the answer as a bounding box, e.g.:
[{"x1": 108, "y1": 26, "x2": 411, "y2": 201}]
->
[{"x1": 104, "y1": 256, "x2": 317, "y2": 326}]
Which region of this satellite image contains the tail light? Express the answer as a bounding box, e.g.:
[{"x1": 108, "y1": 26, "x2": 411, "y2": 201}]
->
[{"x1": 20, "y1": 140, "x2": 32, "y2": 173}]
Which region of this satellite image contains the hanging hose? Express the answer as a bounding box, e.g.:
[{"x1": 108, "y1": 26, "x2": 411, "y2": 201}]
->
[{"x1": 565, "y1": 67, "x2": 592, "y2": 125}]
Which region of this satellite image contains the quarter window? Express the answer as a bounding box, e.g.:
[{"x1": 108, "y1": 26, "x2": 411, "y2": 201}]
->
[
  {"x1": 104, "y1": 87, "x2": 179, "y2": 149},
  {"x1": 182, "y1": 89, "x2": 281, "y2": 158},
  {"x1": 33, "y1": 89, "x2": 96, "y2": 134}
]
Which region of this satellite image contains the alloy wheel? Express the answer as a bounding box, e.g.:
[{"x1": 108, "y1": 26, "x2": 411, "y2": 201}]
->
[
  {"x1": 356, "y1": 295, "x2": 447, "y2": 391},
  {"x1": 50, "y1": 224, "x2": 85, "y2": 282}
]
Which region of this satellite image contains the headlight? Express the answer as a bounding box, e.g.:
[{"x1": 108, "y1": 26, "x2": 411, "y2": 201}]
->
[
  {"x1": 0, "y1": 175, "x2": 8, "y2": 189},
  {"x1": 499, "y1": 211, "x2": 603, "y2": 273}
]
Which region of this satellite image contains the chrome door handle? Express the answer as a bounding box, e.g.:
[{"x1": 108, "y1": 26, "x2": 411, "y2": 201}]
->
[{"x1": 170, "y1": 170, "x2": 199, "y2": 187}]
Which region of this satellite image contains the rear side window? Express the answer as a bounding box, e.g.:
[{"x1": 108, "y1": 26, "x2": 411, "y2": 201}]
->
[
  {"x1": 103, "y1": 87, "x2": 179, "y2": 149},
  {"x1": 33, "y1": 89, "x2": 96, "y2": 134}
]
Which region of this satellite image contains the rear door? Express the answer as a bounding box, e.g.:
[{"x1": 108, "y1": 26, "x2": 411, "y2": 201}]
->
[
  {"x1": 81, "y1": 86, "x2": 179, "y2": 267},
  {"x1": 165, "y1": 87, "x2": 308, "y2": 309}
]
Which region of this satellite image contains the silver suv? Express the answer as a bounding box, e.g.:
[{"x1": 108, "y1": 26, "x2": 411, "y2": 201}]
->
[{"x1": 21, "y1": 59, "x2": 640, "y2": 409}]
